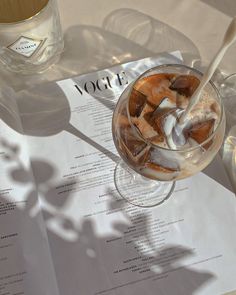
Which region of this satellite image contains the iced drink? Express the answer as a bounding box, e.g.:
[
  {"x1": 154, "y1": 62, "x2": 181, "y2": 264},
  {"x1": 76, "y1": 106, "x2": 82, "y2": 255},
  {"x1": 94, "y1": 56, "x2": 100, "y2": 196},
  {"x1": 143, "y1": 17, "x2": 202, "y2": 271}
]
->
[{"x1": 112, "y1": 67, "x2": 225, "y2": 181}]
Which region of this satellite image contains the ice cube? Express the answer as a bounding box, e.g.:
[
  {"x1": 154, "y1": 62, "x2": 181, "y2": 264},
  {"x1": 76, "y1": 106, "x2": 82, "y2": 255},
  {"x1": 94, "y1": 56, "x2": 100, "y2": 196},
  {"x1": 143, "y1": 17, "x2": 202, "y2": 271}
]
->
[
  {"x1": 145, "y1": 105, "x2": 186, "y2": 150},
  {"x1": 132, "y1": 116, "x2": 158, "y2": 139},
  {"x1": 130, "y1": 97, "x2": 177, "y2": 146},
  {"x1": 170, "y1": 75, "x2": 200, "y2": 97},
  {"x1": 129, "y1": 88, "x2": 146, "y2": 117},
  {"x1": 185, "y1": 119, "x2": 215, "y2": 144},
  {"x1": 142, "y1": 146, "x2": 181, "y2": 180},
  {"x1": 120, "y1": 140, "x2": 150, "y2": 166},
  {"x1": 188, "y1": 107, "x2": 218, "y2": 125},
  {"x1": 147, "y1": 147, "x2": 180, "y2": 171},
  {"x1": 134, "y1": 74, "x2": 177, "y2": 108},
  {"x1": 140, "y1": 103, "x2": 156, "y2": 117},
  {"x1": 148, "y1": 86, "x2": 176, "y2": 108},
  {"x1": 154, "y1": 96, "x2": 176, "y2": 110},
  {"x1": 120, "y1": 127, "x2": 147, "y2": 157},
  {"x1": 148, "y1": 134, "x2": 165, "y2": 145},
  {"x1": 135, "y1": 74, "x2": 173, "y2": 93},
  {"x1": 137, "y1": 97, "x2": 176, "y2": 142},
  {"x1": 151, "y1": 108, "x2": 177, "y2": 138}
]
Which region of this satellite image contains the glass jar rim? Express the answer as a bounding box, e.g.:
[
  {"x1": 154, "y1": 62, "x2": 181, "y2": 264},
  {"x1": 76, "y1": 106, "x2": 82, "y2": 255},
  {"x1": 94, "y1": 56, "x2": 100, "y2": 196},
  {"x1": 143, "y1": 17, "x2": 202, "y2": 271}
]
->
[{"x1": 0, "y1": 0, "x2": 50, "y2": 25}]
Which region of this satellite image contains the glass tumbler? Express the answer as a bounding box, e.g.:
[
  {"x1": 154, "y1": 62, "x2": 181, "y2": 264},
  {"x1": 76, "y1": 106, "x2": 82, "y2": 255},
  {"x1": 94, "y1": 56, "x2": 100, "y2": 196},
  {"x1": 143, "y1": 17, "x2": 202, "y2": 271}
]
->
[{"x1": 0, "y1": 0, "x2": 64, "y2": 74}]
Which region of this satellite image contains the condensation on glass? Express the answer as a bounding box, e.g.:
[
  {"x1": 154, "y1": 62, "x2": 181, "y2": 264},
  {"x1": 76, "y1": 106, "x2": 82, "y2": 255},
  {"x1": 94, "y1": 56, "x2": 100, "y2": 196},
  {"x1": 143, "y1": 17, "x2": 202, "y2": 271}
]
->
[{"x1": 0, "y1": 0, "x2": 64, "y2": 74}]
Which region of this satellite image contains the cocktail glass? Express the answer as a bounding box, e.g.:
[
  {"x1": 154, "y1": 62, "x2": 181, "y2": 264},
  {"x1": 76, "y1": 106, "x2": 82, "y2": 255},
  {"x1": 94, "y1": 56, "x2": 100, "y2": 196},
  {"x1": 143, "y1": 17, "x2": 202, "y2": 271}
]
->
[{"x1": 112, "y1": 64, "x2": 226, "y2": 207}]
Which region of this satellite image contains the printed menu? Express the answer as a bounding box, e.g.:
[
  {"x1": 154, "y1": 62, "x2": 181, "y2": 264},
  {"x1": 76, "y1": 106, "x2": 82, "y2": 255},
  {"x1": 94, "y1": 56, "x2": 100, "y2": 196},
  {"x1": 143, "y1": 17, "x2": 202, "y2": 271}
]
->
[{"x1": 0, "y1": 52, "x2": 236, "y2": 295}]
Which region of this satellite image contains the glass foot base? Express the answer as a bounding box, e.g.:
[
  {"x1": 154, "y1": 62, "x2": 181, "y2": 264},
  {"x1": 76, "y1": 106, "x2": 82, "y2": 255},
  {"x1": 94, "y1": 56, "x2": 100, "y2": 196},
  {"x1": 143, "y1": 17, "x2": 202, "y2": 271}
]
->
[{"x1": 114, "y1": 161, "x2": 176, "y2": 208}]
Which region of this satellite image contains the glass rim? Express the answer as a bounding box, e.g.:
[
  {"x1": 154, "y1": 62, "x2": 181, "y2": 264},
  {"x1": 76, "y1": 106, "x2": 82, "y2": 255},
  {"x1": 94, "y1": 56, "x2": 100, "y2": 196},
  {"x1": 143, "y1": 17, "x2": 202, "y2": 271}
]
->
[
  {"x1": 125, "y1": 63, "x2": 224, "y2": 153},
  {"x1": 0, "y1": 0, "x2": 50, "y2": 25}
]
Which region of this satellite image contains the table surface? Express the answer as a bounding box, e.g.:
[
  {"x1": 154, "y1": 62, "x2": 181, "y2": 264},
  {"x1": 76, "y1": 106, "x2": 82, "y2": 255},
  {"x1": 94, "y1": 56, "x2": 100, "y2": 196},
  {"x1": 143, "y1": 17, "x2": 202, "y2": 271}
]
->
[
  {"x1": 0, "y1": 1, "x2": 236, "y2": 294},
  {"x1": 58, "y1": 0, "x2": 234, "y2": 69}
]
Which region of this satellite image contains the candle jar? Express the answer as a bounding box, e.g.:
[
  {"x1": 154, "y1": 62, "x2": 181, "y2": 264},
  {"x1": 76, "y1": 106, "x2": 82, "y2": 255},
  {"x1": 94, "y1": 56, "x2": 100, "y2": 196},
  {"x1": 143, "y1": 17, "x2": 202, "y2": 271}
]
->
[{"x1": 0, "y1": 0, "x2": 64, "y2": 74}]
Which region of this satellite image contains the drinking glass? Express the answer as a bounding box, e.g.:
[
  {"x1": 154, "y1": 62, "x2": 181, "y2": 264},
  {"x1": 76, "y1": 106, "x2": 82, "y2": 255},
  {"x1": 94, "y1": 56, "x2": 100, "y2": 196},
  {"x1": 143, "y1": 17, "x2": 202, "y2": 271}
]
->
[
  {"x1": 0, "y1": 0, "x2": 64, "y2": 74},
  {"x1": 112, "y1": 64, "x2": 226, "y2": 207}
]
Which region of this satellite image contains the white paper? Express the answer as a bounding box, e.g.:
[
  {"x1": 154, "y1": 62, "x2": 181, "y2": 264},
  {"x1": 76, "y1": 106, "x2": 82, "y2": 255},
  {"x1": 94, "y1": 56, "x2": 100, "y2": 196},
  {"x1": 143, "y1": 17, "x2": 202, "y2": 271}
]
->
[
  {"x1": 0, "y1": 115, "x2": 59, "y2": 294},
  {"x1": 1, "y1": 52, "x2": 236, "y2": 295}
]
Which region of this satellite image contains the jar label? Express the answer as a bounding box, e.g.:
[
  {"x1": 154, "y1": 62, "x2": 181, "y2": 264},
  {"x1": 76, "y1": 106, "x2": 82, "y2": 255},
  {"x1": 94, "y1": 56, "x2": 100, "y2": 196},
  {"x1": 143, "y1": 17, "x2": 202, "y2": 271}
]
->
[{"x1": 7, "y1": 36, "x2": 46, "y2": 58}]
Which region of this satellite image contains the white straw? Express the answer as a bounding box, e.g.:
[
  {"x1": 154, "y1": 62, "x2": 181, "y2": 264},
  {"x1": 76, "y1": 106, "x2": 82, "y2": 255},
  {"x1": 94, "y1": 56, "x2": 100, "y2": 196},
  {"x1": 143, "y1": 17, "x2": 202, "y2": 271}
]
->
[{"x1": 179, "y1": 16, "x2": 236, "y2": 124}]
